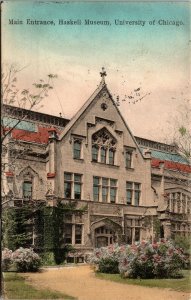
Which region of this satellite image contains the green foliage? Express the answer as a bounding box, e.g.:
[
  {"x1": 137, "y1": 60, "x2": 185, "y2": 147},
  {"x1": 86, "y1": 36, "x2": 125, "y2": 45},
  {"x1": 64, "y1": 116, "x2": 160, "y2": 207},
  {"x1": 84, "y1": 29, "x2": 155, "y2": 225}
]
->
[
  {"x1": 3, "y1": 273, "x2": 76, "y2": 299},
  {"x1": 99, "y1": 257, "x2": 119, "y2": 274},
  {"x1": 173, "y1": 235, "x2": 191, "y2": 255},
  {"x1": 2, "y1": 201, "x2": 84, "y2": 265},
  {"x1": 96, "y1": 270, "x2": 191, "y2": 292}
]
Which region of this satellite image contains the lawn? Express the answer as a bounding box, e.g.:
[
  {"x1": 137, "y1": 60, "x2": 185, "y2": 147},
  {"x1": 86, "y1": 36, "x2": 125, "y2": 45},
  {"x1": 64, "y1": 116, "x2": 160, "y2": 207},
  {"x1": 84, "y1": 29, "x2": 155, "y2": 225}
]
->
[
  {"x1": 96, "y1": 270, "x2": 191, "y2": 293},
  {"x1": 3, "y1": 272, "x2": 77, "y2": 299}
]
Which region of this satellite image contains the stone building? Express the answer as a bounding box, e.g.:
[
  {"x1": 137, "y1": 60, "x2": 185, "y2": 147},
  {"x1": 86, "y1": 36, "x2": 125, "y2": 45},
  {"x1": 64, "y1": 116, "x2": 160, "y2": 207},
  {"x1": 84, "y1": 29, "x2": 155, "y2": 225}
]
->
[{"x1": 2, "y1": 71, "x2": 191, "y2": 260}]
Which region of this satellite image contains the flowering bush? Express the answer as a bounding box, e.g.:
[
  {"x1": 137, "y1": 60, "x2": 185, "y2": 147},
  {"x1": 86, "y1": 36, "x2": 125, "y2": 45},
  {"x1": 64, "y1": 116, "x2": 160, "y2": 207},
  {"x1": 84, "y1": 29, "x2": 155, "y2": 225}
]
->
[
  {"x1": 89, "y1": 240, "x2": 186, "y2": 279},
  {"x1": 12, "y1": 248, "x2": 41, "y2": 272},
  {"x1": 2, "y1": 248, "x2": 13, "y2": 271}
]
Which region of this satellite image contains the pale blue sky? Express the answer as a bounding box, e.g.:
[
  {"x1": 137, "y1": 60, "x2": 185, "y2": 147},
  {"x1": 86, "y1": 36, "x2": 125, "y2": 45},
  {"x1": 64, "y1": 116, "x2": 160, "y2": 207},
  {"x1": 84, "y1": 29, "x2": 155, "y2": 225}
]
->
[{"x1": 2, "y1": 1, "x2": 190, "y2": 141}]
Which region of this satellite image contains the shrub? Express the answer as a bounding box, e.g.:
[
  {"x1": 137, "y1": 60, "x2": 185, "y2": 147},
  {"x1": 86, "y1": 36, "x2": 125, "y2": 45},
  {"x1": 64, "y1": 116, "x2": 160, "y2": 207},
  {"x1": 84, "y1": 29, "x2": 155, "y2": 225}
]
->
[
  {"x1": 12, "y1": 248, "x2": 41, "y2": 272},
  {"x1": 2, "y1": 248, "x2": 13, "y2": 271},
  {"x1": 99, "y1": 257, "x2": 119, "y2": 274},
  {"x1": 89, "y1": 240, "x2": 186, "y2": 279}
]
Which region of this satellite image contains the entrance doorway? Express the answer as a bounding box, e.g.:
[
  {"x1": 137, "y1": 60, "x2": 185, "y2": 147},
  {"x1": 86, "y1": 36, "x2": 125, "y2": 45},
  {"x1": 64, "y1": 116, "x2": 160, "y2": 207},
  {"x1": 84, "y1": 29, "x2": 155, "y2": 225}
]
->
[{"x1": 95, "y1": 226, "x2": 115, "y2": 248}]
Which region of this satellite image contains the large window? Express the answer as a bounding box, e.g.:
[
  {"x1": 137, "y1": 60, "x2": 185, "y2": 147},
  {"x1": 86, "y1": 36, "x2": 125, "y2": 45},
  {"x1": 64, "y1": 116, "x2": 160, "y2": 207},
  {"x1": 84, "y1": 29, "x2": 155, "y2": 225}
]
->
[
  {"x1": 64, "y1": 173, "x2": 82, "y2": 199},
  {"x1": 126, "y1": 182, "x2": 141, "y2": 206},
  {"x1": 73, "y1": 139, "x2": 82, "y2": 159},
  {"x1": 168, "y1": 192, "x2": 191, "y2": 214},
  {"x1": 126, "y1": 218, "x2": 141, "y2": 244},
  {"x1": 93, "y1": 176, "x2": 117, "y2": 203},
  {"x1": 23, "y1": 181, "x2": 32, "y2": 199},
  {"x1": 64, "y1": 215, "x2": 83, "y2": 245},
  {"x1": 92, "y1": 128, "x2": 116, "y2": 165}
]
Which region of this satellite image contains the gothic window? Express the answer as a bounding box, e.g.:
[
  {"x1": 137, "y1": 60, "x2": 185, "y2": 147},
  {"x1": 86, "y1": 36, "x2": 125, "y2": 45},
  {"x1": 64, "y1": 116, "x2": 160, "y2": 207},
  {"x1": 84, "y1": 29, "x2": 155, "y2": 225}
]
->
[
  {"x1": 93, "y1": 176, "x2": 118, "y2": 203},
  {"x1": 73, "y1": 139, "x2": 82, "y2": 159},
  {"x1": 101, "y1": 147, "x2": 107, "y2": 164},
  {"x1": 23, "y1": 181, "x2": 32, "y2": 199},
  {"x1": 92, "y1": 145, "x2": 99, "y2": 162},
  {"x1": 64, "y1": 173, "x2": 82, "y2": 200},
  {"x1": 92, "y1": 128, "x2": 116, "y2": 165}
]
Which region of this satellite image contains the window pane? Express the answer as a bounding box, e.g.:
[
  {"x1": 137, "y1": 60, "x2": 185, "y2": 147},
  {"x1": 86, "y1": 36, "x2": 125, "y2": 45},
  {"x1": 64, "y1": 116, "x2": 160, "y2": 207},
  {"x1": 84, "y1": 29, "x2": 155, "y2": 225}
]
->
[
  {"x1": 110, "y1": 188, "x2": 116, "y2": 203},
  {"x1": 135, "y1": 183, "x2": 141, "y2": 190},
  {"x1": 64, "y1": 182, "x2": 71, "y2": 198},
  {"x1": 75, "y1": 225, "x2": 82, "y2": 244},
  {"x1": 102, "y1": 187, "x2": 108, "y2": 202},
  {"x1": 74, "y1": 183, "x2": 81, "y2": 199},
  {"x1": 126, "y1": 151, "x2": 132, "y2": 168},
  {"x1": 126, "y1": 182, "x2": 133, "y2": 189},
  {"x1": 23, "y1": 182, "x2": 32, "y2": 198},
  {"x1": 74, "y1": 174, "x2": 81, "y2": 182},
  {"x1": 93, "y1": 186, "x2": 99, "y2": 201},
  {"x1": 65, "y1": 224, "x2": 72, "y2": 244},
  {"x1": 135, "y1": 228, "x2": 140, "y2": 242},
  {"x1": 64, "y1": 173, "x2": 72, "y2": 181},
  {"x1": 110, "y1": 179, "x2": 117, "y2": 187},
  {"x1": 109, "y1": 149, "x2": 114, "y2": 165},
  {"x1": 126, "y1": 190, "x2": 132, "y2": 204},
  {"x1": 73, "y1": 140, "x2": 81, "y2": 159},
  {"x1": 101, "y1": 148, "x2": 106, "y2": 163},
  {"x1": 134, "y1": 191, "x2": 140, "y2": 206},
  {"x1": 93, "y1": 176, "x2": 99, "y2": 185},
  {"x1": 92, "y1": 145, "x2": 98, "y2": 162},
  {"x1": 102, "y1": 178, "x2": 108, "y2": 186}
]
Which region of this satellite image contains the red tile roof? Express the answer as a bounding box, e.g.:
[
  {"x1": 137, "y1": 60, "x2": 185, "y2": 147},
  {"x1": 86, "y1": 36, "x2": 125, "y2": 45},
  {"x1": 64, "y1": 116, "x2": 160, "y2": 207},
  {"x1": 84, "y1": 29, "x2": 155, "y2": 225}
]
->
[
  {"x1": 11, "y1": 126, "x2": 58, "y2": 144},
  {"x1": 151, "y1": 158, "x2": 191, "y2": 173}
]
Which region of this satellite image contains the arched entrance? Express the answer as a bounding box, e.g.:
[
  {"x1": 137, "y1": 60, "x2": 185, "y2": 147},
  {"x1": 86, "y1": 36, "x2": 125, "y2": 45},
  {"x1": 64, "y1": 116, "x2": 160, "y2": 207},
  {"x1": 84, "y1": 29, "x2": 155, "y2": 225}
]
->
[
  {"x1": 90, "y1": 218, "x2": 122, "y2": 248},
  {"x1": 95, "y1": 226, "x2": 115, "y2": 248}
]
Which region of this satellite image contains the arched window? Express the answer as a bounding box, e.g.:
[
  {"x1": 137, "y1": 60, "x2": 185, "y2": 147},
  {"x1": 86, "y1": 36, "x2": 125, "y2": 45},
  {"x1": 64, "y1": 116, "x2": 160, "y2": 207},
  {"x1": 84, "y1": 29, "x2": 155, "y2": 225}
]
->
[{"x1": 92, "y1": 128, "x2": 116, "y2": 165}]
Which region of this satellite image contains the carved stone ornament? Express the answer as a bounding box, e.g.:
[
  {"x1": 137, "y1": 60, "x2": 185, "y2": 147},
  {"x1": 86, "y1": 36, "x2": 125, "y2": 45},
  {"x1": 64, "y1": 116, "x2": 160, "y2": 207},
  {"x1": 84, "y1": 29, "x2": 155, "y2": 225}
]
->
[{"x1": 92, "y1": 128, "x2": 116, "y2": 149}]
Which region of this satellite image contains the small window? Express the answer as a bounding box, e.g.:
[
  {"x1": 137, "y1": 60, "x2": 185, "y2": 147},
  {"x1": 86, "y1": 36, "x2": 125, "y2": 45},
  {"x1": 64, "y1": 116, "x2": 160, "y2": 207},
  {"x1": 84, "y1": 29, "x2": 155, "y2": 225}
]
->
[
  {"x1": 73, "y1": 140, "x2": 82, "y2": 159},
  {"x1": 23, "y1": 181, "x2": 32, "y2": 199},
  {"x1": 125, "y1": 151, "x2": 133, "y2": 168}
]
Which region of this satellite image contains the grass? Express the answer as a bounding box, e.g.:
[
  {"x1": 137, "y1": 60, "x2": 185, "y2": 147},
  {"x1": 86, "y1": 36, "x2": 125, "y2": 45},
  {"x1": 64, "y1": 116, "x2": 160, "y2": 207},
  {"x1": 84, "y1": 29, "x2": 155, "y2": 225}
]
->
[
  {"x1": 96, "y1": 270, "x2": 191, "y2": 293},
  {"x1": 3, "y1": 272, "x2": 77, "y2": 299}
]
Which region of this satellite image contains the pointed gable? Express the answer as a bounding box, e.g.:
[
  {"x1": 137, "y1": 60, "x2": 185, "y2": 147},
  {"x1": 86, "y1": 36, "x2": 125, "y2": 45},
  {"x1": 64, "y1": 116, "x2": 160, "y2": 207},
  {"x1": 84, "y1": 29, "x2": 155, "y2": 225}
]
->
[{"x1": 59, "y1": 71, "x2": 144, "y2": 158}]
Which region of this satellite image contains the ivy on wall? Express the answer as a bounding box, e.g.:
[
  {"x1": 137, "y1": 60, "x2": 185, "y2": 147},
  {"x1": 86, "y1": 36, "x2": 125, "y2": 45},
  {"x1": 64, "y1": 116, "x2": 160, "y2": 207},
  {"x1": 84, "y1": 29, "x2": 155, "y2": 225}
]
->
[{"x1": 2, "y1": 201, "x2": 86, "y2": 264}]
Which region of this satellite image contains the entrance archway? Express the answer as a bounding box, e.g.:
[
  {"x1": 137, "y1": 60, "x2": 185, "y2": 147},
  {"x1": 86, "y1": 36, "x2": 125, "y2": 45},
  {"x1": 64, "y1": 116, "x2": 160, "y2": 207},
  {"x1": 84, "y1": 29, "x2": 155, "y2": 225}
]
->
[{"x1": 95, "y1": 226, "x2": 115, "y2": 248}]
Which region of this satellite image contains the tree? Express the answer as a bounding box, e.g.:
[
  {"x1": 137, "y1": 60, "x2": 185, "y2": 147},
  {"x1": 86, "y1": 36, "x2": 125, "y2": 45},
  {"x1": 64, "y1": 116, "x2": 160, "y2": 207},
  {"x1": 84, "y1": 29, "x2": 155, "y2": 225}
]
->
[{"x1": 1, "y1": 63, "x2": 57, "y2": 143}]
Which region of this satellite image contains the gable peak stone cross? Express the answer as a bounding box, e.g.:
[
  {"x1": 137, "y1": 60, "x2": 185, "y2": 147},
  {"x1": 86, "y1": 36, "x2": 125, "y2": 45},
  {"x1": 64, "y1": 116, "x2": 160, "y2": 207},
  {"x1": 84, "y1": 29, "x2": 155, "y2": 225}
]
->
[{"x1": 100, "y1": 67, "x2": 107, "y2": 84}]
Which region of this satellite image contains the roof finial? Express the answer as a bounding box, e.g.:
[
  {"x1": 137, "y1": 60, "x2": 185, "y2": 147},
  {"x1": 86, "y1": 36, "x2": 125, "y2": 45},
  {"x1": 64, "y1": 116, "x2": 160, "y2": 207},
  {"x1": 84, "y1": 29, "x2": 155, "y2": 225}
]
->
[{"x1": 100, "y1": 67, "x2": 107, "y2": 83}]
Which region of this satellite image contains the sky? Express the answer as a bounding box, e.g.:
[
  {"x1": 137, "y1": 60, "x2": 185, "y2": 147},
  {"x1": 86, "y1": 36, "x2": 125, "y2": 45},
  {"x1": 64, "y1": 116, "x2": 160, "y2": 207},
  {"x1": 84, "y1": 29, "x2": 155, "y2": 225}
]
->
[{"x1": 2, "y1": 1, "x2": 190, "y2": 142}]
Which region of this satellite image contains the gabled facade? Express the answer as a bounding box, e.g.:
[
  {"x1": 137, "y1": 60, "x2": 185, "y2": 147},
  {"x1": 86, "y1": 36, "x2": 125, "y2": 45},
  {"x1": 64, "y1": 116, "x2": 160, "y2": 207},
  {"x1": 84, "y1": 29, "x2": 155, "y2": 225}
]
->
[{"x1": 2, "y1": 72, "x2": 191, "y2": 260}]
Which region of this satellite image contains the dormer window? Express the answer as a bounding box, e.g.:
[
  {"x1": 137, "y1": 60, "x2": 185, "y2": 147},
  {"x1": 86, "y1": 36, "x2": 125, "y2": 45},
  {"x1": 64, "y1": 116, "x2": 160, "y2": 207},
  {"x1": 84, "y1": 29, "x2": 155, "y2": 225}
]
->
[{"x1": 73, "y1": 139, "x2": 82, "y2": 159}]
